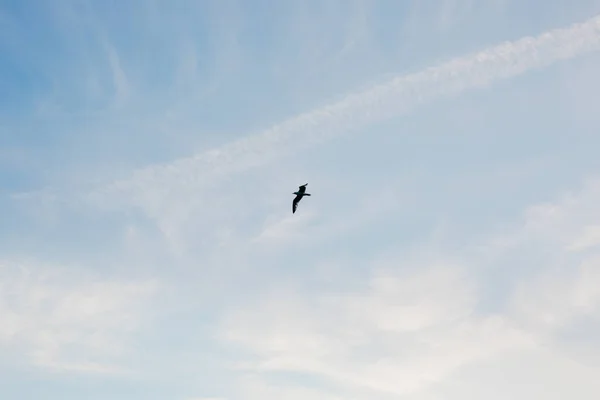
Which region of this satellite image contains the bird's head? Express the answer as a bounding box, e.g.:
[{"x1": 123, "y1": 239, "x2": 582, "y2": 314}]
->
[{"x1": 293, "y1": 191, "x2": 299, "y2": 195}]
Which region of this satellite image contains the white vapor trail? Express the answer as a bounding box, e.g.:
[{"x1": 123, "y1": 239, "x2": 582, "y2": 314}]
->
[{"x1": 95, "y1": 14, "x2": 600, "y2": 210}]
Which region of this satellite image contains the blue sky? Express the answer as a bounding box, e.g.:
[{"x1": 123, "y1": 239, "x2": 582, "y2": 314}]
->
[{"x1": 2, "y1": 0, "x2": 600, "y2": 399}]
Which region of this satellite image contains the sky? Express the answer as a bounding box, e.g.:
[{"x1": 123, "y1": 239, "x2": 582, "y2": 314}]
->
[{"x1": 2, "y1": 0, "x2": 600, "y2": 399}]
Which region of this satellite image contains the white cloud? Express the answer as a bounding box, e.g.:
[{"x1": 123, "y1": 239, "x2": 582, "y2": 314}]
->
[
  {"x1": 102, "y1": 37, "x2": 131, "y2": 107},
  {"x1": 567, "y1": 225, "x2": 600, "y2": 251},
  {"x1": 4, "y1": 3, "x2": 600, "y2": 399},
  {"x1": 220, "y1": 264, "x2": 534, "y2": 397},
  {"x1": 0, "y1": 261, "x2": 159, "y2": 374},
  {"x1": 511, "y1": 255, "x2": 600, "y2": 333},
  {"x1": 89, "y1": 13, "x2": 600, "y2": 214},
  {"x1": 217, "y1": 177, "x2": 600, "y2": 399}
]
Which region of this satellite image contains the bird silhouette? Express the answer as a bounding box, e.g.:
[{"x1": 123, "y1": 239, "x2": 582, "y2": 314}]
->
[{"x1": 292, "y1": 183, "x2": 311, "y2": 213}]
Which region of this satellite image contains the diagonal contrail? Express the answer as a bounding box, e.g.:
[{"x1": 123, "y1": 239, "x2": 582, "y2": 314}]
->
[{"x1": 94, "y1": 14, "x2": 600, "y2": 211}]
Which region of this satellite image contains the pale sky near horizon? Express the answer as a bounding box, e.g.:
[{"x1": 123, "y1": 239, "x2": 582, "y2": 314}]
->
[{"x1": 2, "y1": 1, "x2": 600, "y2": 399}]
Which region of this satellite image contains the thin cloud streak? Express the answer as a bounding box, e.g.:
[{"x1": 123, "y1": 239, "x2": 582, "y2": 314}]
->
[{"x1": 91, "y1": 14, "x2": 600, "y2": 211}]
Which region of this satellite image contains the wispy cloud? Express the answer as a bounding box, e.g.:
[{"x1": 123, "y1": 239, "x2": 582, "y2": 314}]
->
[
  {"x1": 3, "y1": 2, "x2": 600, "y2": 399},
  {"x1": 217, "y1": 177, "x2": 600, "y2": 399},
  {"x1": 101, "y1": 37, "x2": 131, "y2": 107},
  {"x1": 93, "y1": 14, "x2": 600, "y2": 212},
  {"x1": 0, "y1": 260, "x2": 159, "y2": 375}
]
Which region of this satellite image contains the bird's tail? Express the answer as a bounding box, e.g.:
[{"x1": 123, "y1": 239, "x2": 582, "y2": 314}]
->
[{"x1": 304, "y1": 193, "x2": 311, "y2": 196}]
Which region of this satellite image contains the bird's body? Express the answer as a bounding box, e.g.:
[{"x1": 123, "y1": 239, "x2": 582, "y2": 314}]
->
[{"x1": 292, "y1": 183, "x2": 311, "y2": 213}]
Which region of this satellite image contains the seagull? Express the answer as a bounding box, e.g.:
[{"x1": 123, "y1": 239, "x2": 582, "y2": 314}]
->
[{"x1": 292, "y1": 183, "x2": 311, "y2": 214}]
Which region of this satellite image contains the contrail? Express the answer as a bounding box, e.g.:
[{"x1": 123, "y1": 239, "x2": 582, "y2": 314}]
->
[{"x1": 93, "y1": 14, "x2": 600, "y2": 210}]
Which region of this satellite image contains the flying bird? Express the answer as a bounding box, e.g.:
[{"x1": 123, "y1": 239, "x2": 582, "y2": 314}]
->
[{"x1": 292, "y1": 183, "x2": 311, "y2": 214}]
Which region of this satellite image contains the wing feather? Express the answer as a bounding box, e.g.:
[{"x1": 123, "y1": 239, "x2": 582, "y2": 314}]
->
[{"x1": 292, "y1": 195, "x2": 300, "y2": 213}]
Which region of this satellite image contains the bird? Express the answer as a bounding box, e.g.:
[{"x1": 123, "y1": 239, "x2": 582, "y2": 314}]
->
[{"x1": 292, "y1": 183, "x2": 311, "y2": 213}]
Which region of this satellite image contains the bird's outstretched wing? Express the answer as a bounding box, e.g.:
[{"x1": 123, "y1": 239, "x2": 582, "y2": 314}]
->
[
  {"x1": 292, "y1": 195, "x2": 301, "y2": 213},
  {"x1": 297, "y1": 183, "x2": 307, "y2": 194}
]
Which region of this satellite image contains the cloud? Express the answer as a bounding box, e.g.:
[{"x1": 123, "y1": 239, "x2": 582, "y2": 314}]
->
[
  {"x1": 101, "y1": 37, "x2": 131, "y2": 107},
  {"x1": 90, "y1": 13, "x2": 600, "y2": 213},
  {"x1": 217, "y1": 176, "x2": 600, "y2": 399},
  {"x1": 0, "y1": 260, "x2": 159, "y2": 374},
  {"x1": 219, "y1": 264, "x2": 534, "y2": 397},
  {"x1": 4, "y1": 3, "x2": 600, "y2": 399},
  {"x1": 12, "y1": 12, "x2": 600, "y2": 264}
]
